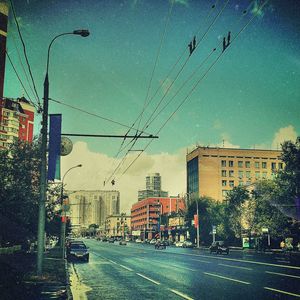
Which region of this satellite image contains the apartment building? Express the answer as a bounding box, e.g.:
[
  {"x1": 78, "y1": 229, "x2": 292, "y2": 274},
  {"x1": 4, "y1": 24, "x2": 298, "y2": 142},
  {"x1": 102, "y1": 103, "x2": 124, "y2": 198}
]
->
[
  {"x1": 186, "y1": 146, "x2": 282, "y2": 201},
  {"x1": 105, "y1": 214, "x2": 131, "y2": 238}
]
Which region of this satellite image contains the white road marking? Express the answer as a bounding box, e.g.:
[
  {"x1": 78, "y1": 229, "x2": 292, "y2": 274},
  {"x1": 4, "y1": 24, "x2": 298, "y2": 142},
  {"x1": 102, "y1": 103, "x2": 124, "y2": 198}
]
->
[
  {"x1": 169, "y1": 289, "x2": 194, "y2": 300},
  {"x1": 136, "y1": 273, "x2": 160, "y2": 285},
  {"x1": 276, "y1": 260, "x2": 290, "y2": 264},
  {"x1": 264, "y1": 287, "x2": 300, "y2": 298},
  {"x1": 190, "y1": 258, "x2": 211, "y2": 264},
  {"x1": 119, "y1": 264, "x2": 133, "y2": 271},
  {"x1": 265, "y1": 271, "x2": 300, "y2": 279},
  {"x1": 218, "y1": 263, "x2": 253, "y2": 271},
  {"x1": 204, "y1": 272, "x2": 251, "y2": 285}
]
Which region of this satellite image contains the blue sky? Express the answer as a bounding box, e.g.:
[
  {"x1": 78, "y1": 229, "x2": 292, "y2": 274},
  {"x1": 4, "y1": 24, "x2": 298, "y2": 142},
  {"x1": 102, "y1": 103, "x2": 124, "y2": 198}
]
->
[{"x1": 4, "y1": 0, "x2": 300, "y2": 211}]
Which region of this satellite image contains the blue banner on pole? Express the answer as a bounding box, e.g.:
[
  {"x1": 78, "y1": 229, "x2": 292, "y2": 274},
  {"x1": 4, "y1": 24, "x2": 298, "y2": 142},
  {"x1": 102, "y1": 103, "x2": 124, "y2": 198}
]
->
[{"x1": 48, "y1": 114, "x2": 62, "y2": 181}]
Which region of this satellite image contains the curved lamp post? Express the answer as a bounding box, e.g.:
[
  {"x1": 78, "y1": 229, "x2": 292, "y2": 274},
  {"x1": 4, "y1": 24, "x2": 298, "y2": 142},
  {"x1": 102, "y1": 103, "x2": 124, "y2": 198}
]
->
[
  {"x1": 61, "y1": 164, "x2": 82, "y2": 258},
  {"x1": 37, "y1": 30, "x2": 89, "y2": 275}
]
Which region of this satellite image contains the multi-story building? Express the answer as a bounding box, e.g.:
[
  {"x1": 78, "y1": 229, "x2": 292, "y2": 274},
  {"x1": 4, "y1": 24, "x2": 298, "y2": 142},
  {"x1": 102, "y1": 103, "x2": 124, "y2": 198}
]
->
[
  {"x1": 105, "y1": 214, "x2": 131, "y2": 238},
  {"x1": 138, "y1": 173, "x2": 168, "y2": 201},
  {"x1": 131, "y1": 196, "x2": 185, "y2": 239},
  {"x1": 186, "y1": 146, "x2": 283, "y2": 202},
  {"x1": 0, "y1": 97, "x2": 34, "y2": 149},
  {"x1": 0, "y1": 1, "x2": 8, "y2": 98},
  {"x1": 67, "y1": 190, "x2": 120, "y2": 228}
]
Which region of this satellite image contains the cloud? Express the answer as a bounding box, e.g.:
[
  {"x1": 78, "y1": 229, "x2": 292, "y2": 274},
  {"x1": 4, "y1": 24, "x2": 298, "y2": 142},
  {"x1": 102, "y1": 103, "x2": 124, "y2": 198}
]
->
[
  {"x1": 173, "y1": 0, "x2": 189, "y2": 7},
  {"x1": 61, "y1": 141, "x2": 186, "y2": 214},
  {"x1": 215, "y1": 133, "x2": 240, "y2": 149},
  {"x1": 271, "y1": 125, "x2": 298, "y2": 150}
]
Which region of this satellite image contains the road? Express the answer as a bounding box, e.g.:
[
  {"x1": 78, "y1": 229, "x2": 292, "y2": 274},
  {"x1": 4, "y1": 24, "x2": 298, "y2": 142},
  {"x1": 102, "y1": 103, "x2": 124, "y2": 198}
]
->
[{"x1": 68, "y1": 239, "x2": 300, "y2": 300}]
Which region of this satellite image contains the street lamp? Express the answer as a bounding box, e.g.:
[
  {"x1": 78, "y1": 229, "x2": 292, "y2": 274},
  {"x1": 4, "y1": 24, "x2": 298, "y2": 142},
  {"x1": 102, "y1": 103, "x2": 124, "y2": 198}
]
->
[
  {"x1": 60, "y1": 164, "x2": 82, "y2": 258},
  {"x1": 37, "y1": 30, "x2": 89, "y2": 275}
]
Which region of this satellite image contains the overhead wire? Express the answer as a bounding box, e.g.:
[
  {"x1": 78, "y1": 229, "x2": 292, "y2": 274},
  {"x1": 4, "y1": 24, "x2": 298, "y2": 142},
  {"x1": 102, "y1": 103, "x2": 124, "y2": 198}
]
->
[
  {"x1": 8, "y1": 0, "x2": 41, "y2": 111},
  {"x1": 105, "y1": 0, "x2": 230, "y2": 182},
  {"x1": 5, "y1": 50, "x2": 39, "y2": 110},
  {"x1": 118, "y1": 0, "x2": 269, "y2": 178}
]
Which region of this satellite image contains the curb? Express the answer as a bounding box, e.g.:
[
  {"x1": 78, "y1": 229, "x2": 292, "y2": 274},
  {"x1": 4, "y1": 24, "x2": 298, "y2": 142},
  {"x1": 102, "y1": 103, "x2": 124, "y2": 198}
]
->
[{"x1": 65, "y1": 260, "x2": 73, "y2": 300}]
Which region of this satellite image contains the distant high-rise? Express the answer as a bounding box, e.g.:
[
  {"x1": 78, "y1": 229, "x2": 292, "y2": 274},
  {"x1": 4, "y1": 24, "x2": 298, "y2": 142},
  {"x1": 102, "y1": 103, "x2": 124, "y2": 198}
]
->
[
  {"x1": 0, "y1": 1, "x2": 8, "y2": 98},
  {"x1": 138, "y1": 173, "x2": 168, "y2": 201}
]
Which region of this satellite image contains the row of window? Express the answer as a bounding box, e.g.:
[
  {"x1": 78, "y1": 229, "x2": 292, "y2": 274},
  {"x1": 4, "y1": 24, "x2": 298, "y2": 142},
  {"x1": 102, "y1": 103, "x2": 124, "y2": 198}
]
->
[
  {"x1": 221, "y1": 160, "x2": 283, "y2": 169},
  {"x1": 222, "y1": 170, "x2": 276, "y2": 178}
]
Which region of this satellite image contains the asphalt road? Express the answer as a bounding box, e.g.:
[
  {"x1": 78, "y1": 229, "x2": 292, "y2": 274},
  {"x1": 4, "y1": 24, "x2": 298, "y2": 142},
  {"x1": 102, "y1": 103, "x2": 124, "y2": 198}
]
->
[{"x1": 68, "y1": 240, "x2": 300, "y2": 300}]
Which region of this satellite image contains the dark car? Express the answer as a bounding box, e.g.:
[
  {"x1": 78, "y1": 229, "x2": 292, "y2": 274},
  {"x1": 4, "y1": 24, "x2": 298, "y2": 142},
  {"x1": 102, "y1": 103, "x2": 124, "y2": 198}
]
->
[
  {"x1": 209, "y1": 241, "x2": 229, "y2": 254},
  {"x1": 66, "y1": 242, "x2": 89, "y2": 262},
  {"x1": 155, "y1": 241, "x2": 166, "y2": 250}
]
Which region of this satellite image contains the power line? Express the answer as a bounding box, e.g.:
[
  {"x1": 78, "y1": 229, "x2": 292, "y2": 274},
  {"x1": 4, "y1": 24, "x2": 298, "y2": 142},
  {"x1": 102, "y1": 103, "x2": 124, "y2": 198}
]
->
[
  {"x1": 48, "y1": 97, "x2": 153, "y2": 136},
  {"x1": 5, "y1": 50, "x2": 39, "y2": 110},
  {"x1": 9, "y1": 0, "x2": 41, "y2": 110},
  {"x1": 119, "y1": 0, "x2": 269, "y2": 178}
]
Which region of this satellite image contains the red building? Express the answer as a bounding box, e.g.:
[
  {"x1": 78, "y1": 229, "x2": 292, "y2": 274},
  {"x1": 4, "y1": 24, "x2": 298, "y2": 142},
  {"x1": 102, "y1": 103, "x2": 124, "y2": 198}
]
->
[
  {"x1": 131, "y1": 196, "x2": 185, "y2": 240},
  {"x1": 0, "y1": 97, "x2": 35, "y2": 149}
]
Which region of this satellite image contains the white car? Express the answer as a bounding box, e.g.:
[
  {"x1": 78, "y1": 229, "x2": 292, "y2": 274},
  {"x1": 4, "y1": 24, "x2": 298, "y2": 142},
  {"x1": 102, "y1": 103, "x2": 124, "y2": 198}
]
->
[
  {"x1": 175, "y1": 241, "x2": 183, "y2": 247},
  {"x1": 149, "y1": 239, "x2": 157, "y2": 244},
  {"x1": 135, "y1": 238, "x2": 142, "y2": 243}
]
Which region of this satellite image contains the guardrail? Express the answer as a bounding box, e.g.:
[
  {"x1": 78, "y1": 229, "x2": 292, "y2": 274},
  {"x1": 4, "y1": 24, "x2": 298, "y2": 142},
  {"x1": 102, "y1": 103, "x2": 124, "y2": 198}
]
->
[{"x1": 0, "y1": 245, "x2": 22, "y2": 254}]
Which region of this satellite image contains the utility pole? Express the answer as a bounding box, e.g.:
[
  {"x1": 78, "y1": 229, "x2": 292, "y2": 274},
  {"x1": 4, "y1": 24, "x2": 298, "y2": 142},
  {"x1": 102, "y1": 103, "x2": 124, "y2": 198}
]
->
[{"x1": 196, "y1": 200, "x2": 200, "y2": 248}]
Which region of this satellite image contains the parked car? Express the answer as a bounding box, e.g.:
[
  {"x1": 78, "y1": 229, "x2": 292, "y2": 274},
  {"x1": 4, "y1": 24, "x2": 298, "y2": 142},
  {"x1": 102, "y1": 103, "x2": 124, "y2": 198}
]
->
[
  {"x1": 209, "y1": 241, "x2": 229, "y2": 254},
  {"x1": 149, "y1": 239, "x2": 157, "y2": 244},
  {"x1": 119, "y1": 240, "x2": 127, "y2": 245},
  {"x1": 108, "y1": 238, "x2": 115, "y2": 243},
  {"x1": 66, "y1": 242, "x2": 89, "y2": 262},
  {"x1": 135, "y1": 239, "x2": 142, "y2": 243},
  {"x1": 182, "y1": 240, "x2": 194, "y2": 248}
]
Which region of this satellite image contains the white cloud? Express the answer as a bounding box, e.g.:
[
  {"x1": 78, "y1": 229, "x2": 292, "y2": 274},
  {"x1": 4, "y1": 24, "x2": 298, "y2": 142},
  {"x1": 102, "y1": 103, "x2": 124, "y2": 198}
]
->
[
  {"x1": 173, "y1": 0, "x2": 189, "y2": 7},
  {"x1": 61, "y1": 141, "x2": 186, "y2": 214},
  {"x1": 271, "y1": 125, "x2": 298, "y2": 150},
  {"x1": 215, "y1": 133, "x2": 240, "y2": 149}
]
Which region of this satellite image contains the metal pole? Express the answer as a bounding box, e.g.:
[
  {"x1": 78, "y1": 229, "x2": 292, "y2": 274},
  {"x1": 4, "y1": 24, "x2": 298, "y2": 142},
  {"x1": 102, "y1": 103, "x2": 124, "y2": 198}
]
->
[{"x1": 196, "y1": 200, "x2": 200, "y2": 248}]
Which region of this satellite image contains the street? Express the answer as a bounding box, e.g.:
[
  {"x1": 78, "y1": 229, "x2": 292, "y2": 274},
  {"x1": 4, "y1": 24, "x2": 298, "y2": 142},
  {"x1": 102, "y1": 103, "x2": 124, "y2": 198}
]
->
[{"x1": 68, "y1": 240, "x2": 300, "y2": 300}]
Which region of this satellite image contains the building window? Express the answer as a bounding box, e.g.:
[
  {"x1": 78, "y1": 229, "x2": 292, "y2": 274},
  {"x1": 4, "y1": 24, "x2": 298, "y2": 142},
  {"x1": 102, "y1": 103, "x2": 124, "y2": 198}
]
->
[
  {"x1": 221, "y1": 160, "x2": 226, "y2": 167},
  {"x1": 221, "y1": 170, "x2": 227, "y2": 177},
  {"x1": 238, "y1": 171, "x2": 243, "y2": 178},
  {"x1": 255, "y1": 162, "x2": 260, "y2": 168},
  {"x1": 246, "y1": 171, "x2": 251, "y2": 178},
  {"x1": 245, "y1": 161, "x2": 250, "y2": 168},
  {"x1": 255, "y1": 172, "x2": 260, "y2": 179},
  {"x1": 229, "y1": 161, "x2": 234, "y2": 167},
  {"x1": 262, "y1": 172, "x2": 267, "y2": 179},
  {"x1": 239, "y1": 181, "x2": 244, "y2": 186},
  {"x1": 238, "y1": 161, "x2": 243, "y2": 168},
  {"x1": 271, "y1": 162, "x2": 276, "y2": 170},
  {"x1": 229, "y1": 180, "x2": 234, "y2": 187},
  {"x1": 262, "y1": 162, "x2": 267, "y2": 169},
  {"x1": 229, "y1": 170, "x2": 234, "y2": 177},
  {"x1": 278, "y1": 163, "x2": 283, "y2": 170},
  {"x1": 222, "y1": 180, "x2": 227, "y2": 186}
]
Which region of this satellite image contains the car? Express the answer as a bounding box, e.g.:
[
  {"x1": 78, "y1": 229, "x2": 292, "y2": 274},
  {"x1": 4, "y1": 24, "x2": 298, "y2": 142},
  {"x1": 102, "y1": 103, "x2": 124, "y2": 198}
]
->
[
  {"x1": 149, "y1": 239, "x2": 157, "y2": 244},
  {"x1": 182, "y1": 240, "x2": 194, "y2": 248},
  {"x1": 102, "y1": 237, "x2": 108, "y2": 242},
  {"x1": 155, "y1": 241, "x2": 166, "y2": 250},
  {"x1": 108, "y1": 238, "x2": 115, "y2": 243},
  {"x1": 209, "y1": 241, "x2": 229, "y2": 254},
  {"x1": 175, "y1": 241, "x2": 184, "y2": 247},
  {"x1": 135, "y1": 239, "x2": 142, "y2": 243},
  {"x1": 66, "y1": 242, "x2": 89, "y2": 262},
  {"x1": 119, "y1": 240, "x2": 127, "y2": 245}
]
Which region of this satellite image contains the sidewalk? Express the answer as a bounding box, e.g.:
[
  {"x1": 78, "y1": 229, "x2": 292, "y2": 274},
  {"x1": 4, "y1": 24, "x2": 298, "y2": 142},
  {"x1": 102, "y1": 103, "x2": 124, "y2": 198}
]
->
[{"x1": 0, "y1": 246, "x2": 72, "y2": 300}]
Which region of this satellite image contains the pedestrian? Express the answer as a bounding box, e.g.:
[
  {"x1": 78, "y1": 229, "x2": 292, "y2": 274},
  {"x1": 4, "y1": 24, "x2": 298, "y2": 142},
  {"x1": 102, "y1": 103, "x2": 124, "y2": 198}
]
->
[{"x1": 280, "y1": 240, "x2": 285, "y2": 251}]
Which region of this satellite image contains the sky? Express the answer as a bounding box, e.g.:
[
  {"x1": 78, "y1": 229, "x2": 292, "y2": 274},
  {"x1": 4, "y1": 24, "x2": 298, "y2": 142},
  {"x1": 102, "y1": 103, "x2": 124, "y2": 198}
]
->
[{"x1": 3, "y1": 0, "x2": 300, "y2": 213}]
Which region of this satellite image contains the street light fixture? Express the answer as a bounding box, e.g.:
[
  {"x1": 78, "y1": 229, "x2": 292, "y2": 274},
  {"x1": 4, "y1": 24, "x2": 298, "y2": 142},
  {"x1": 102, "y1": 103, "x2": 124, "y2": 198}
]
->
[
  {"x1": 37, "y1": 30, "x2": 89, "y2": 276},
  {"x1": 61, "y1": 164, "x2": 82, "y2": 258}
]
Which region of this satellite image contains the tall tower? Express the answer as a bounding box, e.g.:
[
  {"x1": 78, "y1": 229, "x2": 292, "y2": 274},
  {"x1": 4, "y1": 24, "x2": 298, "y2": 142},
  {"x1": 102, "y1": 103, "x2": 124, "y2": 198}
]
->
[
  {"x1": 146, "y1": 173, "x2": 161, "y2": 191},
  {"x1": 0, "y1": 1, "x2": 8, "y2": 98}
]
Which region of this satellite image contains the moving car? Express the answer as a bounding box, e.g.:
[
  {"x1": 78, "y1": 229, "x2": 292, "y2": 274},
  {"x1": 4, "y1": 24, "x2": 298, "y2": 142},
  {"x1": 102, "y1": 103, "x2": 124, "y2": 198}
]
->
[
  {"x1": 182, "y1": 240, "x2": 194, "y2": 248},
  {"x1": 175, "y1": 241, "x2": 184, "y2": 247},
  {"x1": 209, "y1": 241, "x2": 229, "y2": 254},
  {"x1": 66, "y1": 242, "x2": 89, "y2": 262}
]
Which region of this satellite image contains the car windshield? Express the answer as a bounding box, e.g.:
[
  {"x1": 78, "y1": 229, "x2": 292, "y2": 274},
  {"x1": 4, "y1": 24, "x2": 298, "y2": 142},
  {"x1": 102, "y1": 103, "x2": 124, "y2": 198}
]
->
[{"x1": 70, "y1": 244, "x2": 87, "y2": 250}]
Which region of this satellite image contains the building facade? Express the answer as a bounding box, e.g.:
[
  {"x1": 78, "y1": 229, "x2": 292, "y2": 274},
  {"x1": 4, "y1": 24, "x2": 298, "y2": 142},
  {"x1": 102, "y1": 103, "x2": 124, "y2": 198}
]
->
[
  {"x1": 0, "y1": 97, "x2": 34, "y2": 149},
  {"x1": 186, "y1": 146, "x2": 283, "y2": 202},
  {"x1": 131, "y1": 196, "x2": 185, "y2": 239},
  {"x1": 138, "y1": 173, "x2": 168, "y2": 201},
  {"x1": 67, "y1": 190, "x2": 120, "y2": 228},
  {"x1": 105, "y1": 214, "x2": 131, "y2": 238},
  {"x1": 0, "y1": 2, "x2": 8, "y2": 98}
]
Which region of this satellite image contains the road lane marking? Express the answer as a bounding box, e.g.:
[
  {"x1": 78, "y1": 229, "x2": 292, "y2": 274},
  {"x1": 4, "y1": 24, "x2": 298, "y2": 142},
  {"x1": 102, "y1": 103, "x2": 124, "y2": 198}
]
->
[
  {"x1": 265, "y1": 271, "x2": 300, "y2": 279},
  {"x1": 190, "y1": 258, "x2": 211, "y2": 264},
  {"x1": 203, "y1": 272, "x2": 251, "y2": 285},
  {"x1": 119, "y1": 264, "x2": 133, "y2": 271},
  {"x1": 169, "y1": 289, "x2": 194, "y2": 300},
  {"x1": 276, "y1": 260, "x2": 290, "y2": 264},
  {"x1": 182, "y1": 253, "x2": 300, "y2": 270},
  {"x1": 218, "y1": 263, "x2": 252, "y2": 271},
  {"x1": 264, "y1": 287, "x2": 300, "y2": 298},
  {"x1": 136, "y1": 273, "x2": 160, "y2": 285}
]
